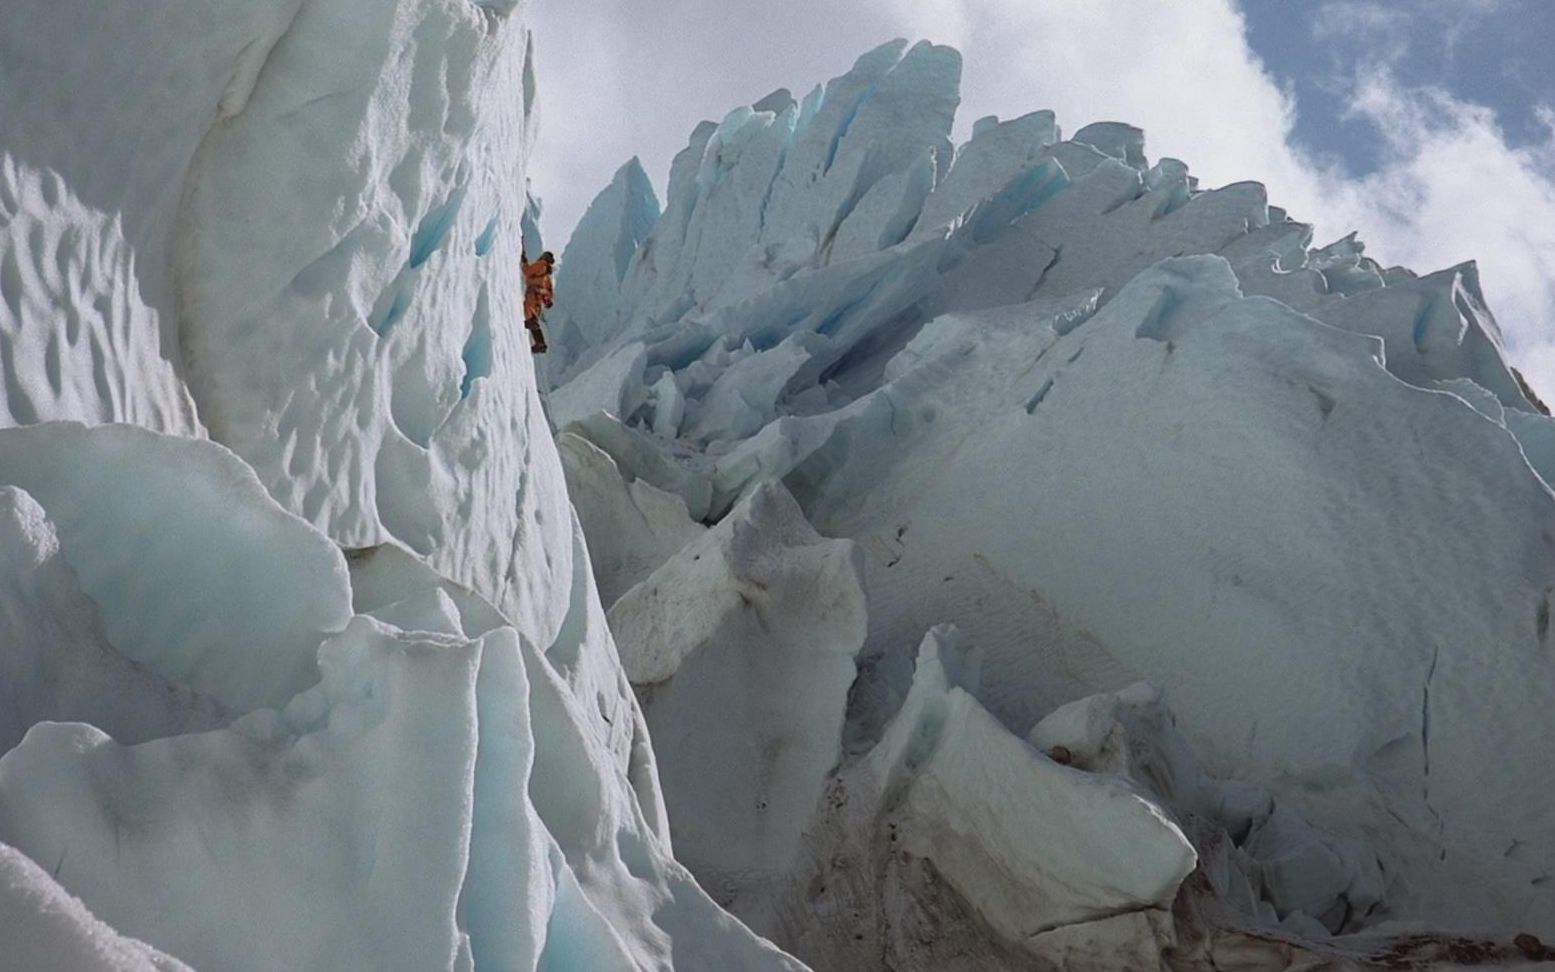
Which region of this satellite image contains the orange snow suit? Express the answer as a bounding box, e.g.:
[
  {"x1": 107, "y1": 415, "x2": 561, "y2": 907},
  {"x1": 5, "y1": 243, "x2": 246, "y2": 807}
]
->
[{"x1": 521, "y1": 251, "x2": 555, "y2": 353}]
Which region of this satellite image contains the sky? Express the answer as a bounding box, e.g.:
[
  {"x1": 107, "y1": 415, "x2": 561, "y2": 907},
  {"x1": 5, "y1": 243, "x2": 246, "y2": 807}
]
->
[{"x1": 526, "y1": 0, "x2": 1555, "y2": 395}]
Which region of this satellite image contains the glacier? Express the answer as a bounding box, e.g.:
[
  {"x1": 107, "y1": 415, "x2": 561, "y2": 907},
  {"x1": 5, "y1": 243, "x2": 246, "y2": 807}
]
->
[
  {"x1": 546, "y1": 38, "x2": 1555, "y2": 970},
  {"x1": 0, "y1": 1, "x2": 807, "y2": 970},
  {"x1": 5, "y1": 0, "x2": 1555, "y2": 967}
]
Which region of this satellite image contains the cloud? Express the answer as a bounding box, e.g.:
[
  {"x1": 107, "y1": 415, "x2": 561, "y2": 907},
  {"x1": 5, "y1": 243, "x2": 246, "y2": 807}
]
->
[
  {"x1": 1311, "y1": 0, "x2": 1504, "y2": 61},
  {"x1": 1331, "y1": 72, "x2": 1555, "y2": 393},
  {"x1": 524, "y1": 0, "x2": 921, "y2": 252},
  {"x1": 525, "y1": 0, "x2": 1555, "y2": 398},
  {"x1": 528, "y1": 0, "x2": 1321, "y2": 241}
]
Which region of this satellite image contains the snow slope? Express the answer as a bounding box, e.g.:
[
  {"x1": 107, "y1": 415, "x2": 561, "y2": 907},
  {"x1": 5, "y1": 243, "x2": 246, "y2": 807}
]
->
[
  {"x1": 0, "y1": 2, "x2": 805, "y2": 970},
  {"x1": 549, "y1": 39, "x2": 1555, "y2": 970}
]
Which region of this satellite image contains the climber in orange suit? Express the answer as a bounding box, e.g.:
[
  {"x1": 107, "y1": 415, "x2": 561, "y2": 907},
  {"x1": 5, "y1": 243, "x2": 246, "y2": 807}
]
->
[{"x1": 521, "y1": 250, "x2": 555, "y2": 353}]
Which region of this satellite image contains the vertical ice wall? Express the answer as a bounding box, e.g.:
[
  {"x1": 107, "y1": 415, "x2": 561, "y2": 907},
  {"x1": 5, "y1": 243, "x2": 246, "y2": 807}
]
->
[{"x1": 0, "y1": 2, "x2": 808, "y2": 969}]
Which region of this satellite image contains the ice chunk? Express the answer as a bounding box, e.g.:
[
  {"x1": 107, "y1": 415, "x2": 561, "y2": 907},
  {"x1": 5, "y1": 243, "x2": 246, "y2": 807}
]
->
[
  {"x1": 688, "y1": 334, "x2": 821, "y2": 444},
  {"x1": 0, "y1": 486, "x2": 223, "y2": 752},
  {"x1": 1029, "y1": 684, "x2": 1219, "y2": 812},
  {"x1": 648, "y1": 371, "x2": 686, "y2": 439},
  {"x1": 913, "y1": 110, "x2": 1061, "y2": 238},
  {"x1": 568, "y1": 412, "x2": 717, "y2": 521},
  {"x1": 547, "y1": 158, "x2": 661, "y2": 370},
  {"x1": 866, "y1": 628, "x2": 1196, "y2": 938},
  {"x1": 0, "y1": 423, "x2": 350, "y2": 712},
  {"x1": 1244, "y1": 806, "x2": 1383, "y2": 933},
  {"x1": 557, "y1": 431, "x2": 706, "y2": 608},
  {"x1": 0, "y1": 615, "x2": 806, "y2": 972},
  {"x1": 0, "y1": 842, "x2": 193, "y2": 972},
  {"x1": 0, "y1": 619, "x2": 490, "y2": 972},
  {"x1": 1303, "y1": 263, "x2": 1535, "y2": 411},
  {"x1": 548, "y1": 342, "x2": 649, "y2": 430},
  {"x1": 345, "y1": 542, "x2": 508, "y2": 641},
  {"x1": 825, "y1": 152, "x2": 936, "y2": 260},
  {"x1": 609, "y1": 484, "x2": 866, "y2": 902},
  {"x1": 1072, "y1": 122, "x2": 1148, "y2": 169},
  {"x1": 759, "y1": 41, "x2": 959, "y2": 264}
]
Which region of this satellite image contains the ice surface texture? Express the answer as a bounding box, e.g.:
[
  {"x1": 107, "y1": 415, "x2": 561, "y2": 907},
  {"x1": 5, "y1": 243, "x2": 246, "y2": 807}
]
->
[
  {"x1": 0, "y1": 2, "x2": 805, "y2": 970},
  {"x1": 550, "y1": 38, "x2": 1555, "y2": 969}
]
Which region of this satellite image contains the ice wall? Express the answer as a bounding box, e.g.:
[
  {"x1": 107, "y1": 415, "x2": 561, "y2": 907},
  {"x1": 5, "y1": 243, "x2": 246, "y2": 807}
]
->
[{"x1": 0, "y1": 2, "x2": 805, "y2": 970}]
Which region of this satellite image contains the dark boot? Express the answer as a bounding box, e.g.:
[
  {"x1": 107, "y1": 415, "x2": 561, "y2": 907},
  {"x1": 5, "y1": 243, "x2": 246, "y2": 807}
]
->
[{"x1": 525, "y1": 318, "x2": 548, "y2": 353}]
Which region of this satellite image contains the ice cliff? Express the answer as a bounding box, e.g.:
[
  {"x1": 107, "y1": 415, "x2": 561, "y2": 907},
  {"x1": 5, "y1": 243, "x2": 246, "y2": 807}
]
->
[
  {"x1": 547, "y1": 39, "x2": 1555, "y2": 971},
  {"x1": 0, "y1": 2, "x2": 803, "y2": 970}
]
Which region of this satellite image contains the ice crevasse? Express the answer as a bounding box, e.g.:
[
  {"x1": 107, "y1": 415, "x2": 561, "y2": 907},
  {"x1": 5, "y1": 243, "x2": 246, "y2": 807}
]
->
[
  {"x1": 0, "y1": 1, "x2": 806, "y2": 970},
  {"x1": 547, "y1": 38, "x2": 1555, "y2": 971}
]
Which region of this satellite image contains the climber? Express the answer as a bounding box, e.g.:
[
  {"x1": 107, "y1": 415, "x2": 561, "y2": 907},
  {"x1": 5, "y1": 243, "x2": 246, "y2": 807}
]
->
[{"x1": 521, "y1": 250, "x2": 555, "y2": 353}]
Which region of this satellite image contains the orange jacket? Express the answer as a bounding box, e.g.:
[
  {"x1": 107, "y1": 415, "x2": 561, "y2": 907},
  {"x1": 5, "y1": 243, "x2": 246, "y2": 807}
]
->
[{"x1": 521, "y1": 254, "x2": 555, "y2": 321}]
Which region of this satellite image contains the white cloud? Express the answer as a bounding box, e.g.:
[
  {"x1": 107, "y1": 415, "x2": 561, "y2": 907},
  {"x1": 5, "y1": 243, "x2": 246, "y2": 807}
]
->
[
  {"x1": 526, "y1": 0, "x2": 1555, "y2": 398},
  {"x1": 1331, "y1": 73, "x2": 1555, "y2": 394}
]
